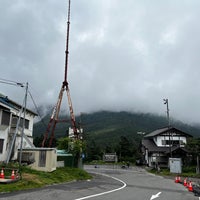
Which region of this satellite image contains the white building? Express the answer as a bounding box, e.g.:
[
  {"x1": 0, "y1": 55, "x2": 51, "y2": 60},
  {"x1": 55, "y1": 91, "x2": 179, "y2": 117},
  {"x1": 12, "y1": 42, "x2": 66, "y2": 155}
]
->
[
  {"x1": 68, "y1": 127, "x2": 83, "y2": 139},
  {"x1": 0, "y1": 93, "x2": 37, "y2": 162},
  {"x1": 141, "y1": 126, "x2": 192, "y2": 168}
]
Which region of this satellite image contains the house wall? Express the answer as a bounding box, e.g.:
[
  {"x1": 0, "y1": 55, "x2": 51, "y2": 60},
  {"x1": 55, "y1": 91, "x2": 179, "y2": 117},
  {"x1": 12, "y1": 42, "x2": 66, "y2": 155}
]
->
[
  {"x1": 0, "y1": 103, "x2": 36, "y2": 162},
  {"x1": 145, "y1": 151, "x2": 168, "y2": 168},
  {"x1": 0, "y1": 125, "x2": 9, "y2": 161},
  {"x1": 9, "y1": 109, "x2": 34, "y2": 137},
  {"x1": 153, "y1": 133, "x2": 187, "y2": 147}
]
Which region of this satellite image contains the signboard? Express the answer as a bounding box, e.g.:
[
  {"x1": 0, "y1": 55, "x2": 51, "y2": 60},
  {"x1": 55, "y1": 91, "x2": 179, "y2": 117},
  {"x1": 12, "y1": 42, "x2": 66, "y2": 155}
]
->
[{"x1": 103, "y1": 153, "x2": 118, "y2": 162}]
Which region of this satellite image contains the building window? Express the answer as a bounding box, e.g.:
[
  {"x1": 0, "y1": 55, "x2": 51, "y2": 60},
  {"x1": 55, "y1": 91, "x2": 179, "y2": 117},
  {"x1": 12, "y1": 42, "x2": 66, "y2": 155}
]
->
[
  {"x1": 38, "y1": 150, "x2": 46, "y2": 167},
  {"x1": 1, "y1": 110, "x2": 10, "y2": 126},
  {"x1": 165, "y1": 140, "x2": 182, "y2": 146},
  {"x1": 162, "y1": 140, "x2": 166, "y2": 145},
  {"x1": 166, "y1": 140, "x2": 172, "y2": 145},
  {"x1": 19, "y1": 118, "x2": 29, "y2": 129},
  {"x1": 11, "y1": 116, "x2": 18, "y2": 127},
  {"x1": 0, "y1": 139, "x2": 4, "y2": 153},
  {"x1": 11, "y1": 116, "x2": 29, "y2": 129},
  {"x1": 25, "y1": 119, "x2": 29, "y2": 129},
  {"x1": 173, "y1": 140, "x2": 184, "y2": 145}
]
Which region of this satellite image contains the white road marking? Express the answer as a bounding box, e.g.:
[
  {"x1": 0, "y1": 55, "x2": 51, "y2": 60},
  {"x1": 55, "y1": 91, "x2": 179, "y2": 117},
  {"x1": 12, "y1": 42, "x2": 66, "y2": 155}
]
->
[
  {"x1": 150, "y1": 192, "x2": 162, "y2": 200},
  {"x1": 74, "y1": 172, "x2": 127, "y2": 200}
]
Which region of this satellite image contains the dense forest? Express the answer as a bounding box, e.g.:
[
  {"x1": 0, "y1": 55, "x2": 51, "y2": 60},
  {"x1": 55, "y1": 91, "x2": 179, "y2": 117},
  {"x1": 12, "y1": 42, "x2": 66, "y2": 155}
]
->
[{"x1": 33, "y1": 110, "x2": 200, "y2": 162}]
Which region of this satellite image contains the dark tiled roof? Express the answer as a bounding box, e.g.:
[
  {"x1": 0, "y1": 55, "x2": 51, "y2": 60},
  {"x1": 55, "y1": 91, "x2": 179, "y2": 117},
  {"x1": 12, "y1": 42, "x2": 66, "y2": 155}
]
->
[
  {"x1": 142, "y1": 138, "x2": 189, "y2": 154},
  {"x1": 142, "y1": 139, "x2": 169, "y2": 153},
  {"x1": 144, "y1": 126, "x2": 192, "y2": 138},
  {"x1": 165, "y1": 146, "x2": 189, "y2": 154}
]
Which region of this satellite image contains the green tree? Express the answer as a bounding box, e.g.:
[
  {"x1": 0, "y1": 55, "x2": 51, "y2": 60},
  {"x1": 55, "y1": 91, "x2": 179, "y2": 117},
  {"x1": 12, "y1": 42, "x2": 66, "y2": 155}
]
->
[
  {"x1": 57, "y1": 137, "x2": 70, "y2": 151},
  {"x1": 57, "y1": 137, "x2": 86, "y2": 168},
  {"x1": 33, "y1": 135, "x2": 57, "y2": 148},
  {"x1": 33, "y1": 135, "x2": 43, "y2": 147},
  {"x1": 117, "y1": 136, "x2": 133, "y2": 161},
  {"x1": 85, "y1": 139, "x2": 103, "y2": 161},
  {"x1": 186, "y1": 138, "x2": 200, "y2": 173}
]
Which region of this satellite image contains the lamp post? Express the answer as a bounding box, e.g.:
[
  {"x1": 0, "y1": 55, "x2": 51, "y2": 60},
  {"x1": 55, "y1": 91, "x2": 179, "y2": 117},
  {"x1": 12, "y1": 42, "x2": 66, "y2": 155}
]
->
[
  {"x1": 19, "y1": 82, "x2": 28, "y2": 166},
  {"x1": 163, "y1": 98, "x2": 172, "y2": 158}
]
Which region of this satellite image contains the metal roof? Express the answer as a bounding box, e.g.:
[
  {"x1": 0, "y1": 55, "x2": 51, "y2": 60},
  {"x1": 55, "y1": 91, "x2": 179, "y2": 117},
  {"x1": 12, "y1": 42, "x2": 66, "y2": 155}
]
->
[
  {"x1": 0, "y1": 93, "x2": 37, "y2": 116},
  {"x1": 144, "y1": 126, "x2": 192, "y2": 138},
  {"x1": 142, "y1": 139, "x2": 169, "y2": 153},
  {"x1": 142, "y1": 139, "x2": 189, "y2": 154}
]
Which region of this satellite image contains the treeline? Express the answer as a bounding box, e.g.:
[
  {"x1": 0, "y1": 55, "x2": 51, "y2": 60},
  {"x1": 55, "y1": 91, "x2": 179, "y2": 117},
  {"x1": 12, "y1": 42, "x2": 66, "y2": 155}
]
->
[
  {"x1": 33, "y1": 110, "x2": 200, "y2": 163},
  {"x1": 33, "y1": 134, "x2": 142, "y2": 163}
]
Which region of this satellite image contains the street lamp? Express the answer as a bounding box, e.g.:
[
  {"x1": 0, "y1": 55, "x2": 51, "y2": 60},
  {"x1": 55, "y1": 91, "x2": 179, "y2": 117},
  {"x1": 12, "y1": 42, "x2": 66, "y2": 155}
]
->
[
  {"x1": 163, "y1": 99, "x2": 170, "y2": 127},
  {"x1": 163, "y1": 98, "x2": 172, "y2": 158},
  {"x1": 19, "y1": 82, "x2": 28, "y2": 166}
]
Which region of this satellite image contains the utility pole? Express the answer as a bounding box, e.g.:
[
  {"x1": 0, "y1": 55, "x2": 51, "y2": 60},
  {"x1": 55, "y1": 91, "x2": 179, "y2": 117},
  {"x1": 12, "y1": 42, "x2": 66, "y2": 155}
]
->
[
  {"x1": 163, "y1": 98, "x2": 170, "y2": 127},
  {"x1": 19, "y1": 82, "x2": 28, "y2": 166},
  {"x1": 163, "y1": 98, "x2": 172, "y2": 158},
  {"x1": 4, "y1": 81, "x2": 27, "y2": 164}
]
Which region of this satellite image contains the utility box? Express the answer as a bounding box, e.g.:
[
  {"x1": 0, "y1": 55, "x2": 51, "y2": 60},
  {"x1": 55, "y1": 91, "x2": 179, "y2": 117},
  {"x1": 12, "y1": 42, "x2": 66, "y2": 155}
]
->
[
  {"x1": 169, "y1": 158, "x2": 182, "y2": 174},
  {"x1": 19, "y1": 148, "x2": 57, "y2": 172},
  {"x1": 57, "y1": 150, "x2": 74, "y2": 167}
]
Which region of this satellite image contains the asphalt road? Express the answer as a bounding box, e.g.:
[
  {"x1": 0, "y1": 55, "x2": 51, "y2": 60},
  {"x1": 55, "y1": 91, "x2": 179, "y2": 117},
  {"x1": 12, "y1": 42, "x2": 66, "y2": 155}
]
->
[{"x1": 0, "y1": 165, "x2": 199, "y2": 200}]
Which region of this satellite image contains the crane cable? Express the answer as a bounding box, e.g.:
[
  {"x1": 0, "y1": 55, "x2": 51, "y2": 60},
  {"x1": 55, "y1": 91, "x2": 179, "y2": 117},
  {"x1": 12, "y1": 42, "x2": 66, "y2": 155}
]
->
[{"x1": 28, "y1": 90, "x2": 47, "y2": 130}]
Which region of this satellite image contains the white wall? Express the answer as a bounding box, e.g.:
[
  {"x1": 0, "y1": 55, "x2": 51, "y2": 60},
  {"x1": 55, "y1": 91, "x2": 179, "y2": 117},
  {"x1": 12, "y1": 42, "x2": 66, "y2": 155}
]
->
[
  {"x1": 153, "y1": 133, "x2": 187, "y2": 147},
  {"x1": 0, "y1": 103, "x2": 36, "y2": 162},
  {"x1": 0, "y1": 125, "x2": 9, "y2": 161}
]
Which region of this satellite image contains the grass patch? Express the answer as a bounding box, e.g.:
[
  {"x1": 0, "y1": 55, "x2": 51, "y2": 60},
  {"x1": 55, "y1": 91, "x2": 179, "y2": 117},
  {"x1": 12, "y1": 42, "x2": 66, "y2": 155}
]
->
[
  {"x1": 148, "y1": 167, "x2": 200, "y2": 178},
  {"x1": 0, "y1": 166, "x2": 92, "y2": 193}
]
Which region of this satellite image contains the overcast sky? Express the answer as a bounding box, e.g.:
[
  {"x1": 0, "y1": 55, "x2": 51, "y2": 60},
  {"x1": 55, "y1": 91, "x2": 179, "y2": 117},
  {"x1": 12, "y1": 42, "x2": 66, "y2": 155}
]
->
[{"x1": 1, "y1": 0, "x2": 200, "y2": 124}]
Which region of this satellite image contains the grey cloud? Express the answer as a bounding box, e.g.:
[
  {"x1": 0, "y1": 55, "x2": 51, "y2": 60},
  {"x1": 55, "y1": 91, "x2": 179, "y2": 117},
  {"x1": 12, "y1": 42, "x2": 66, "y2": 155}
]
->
[{"x1": 1, "y1": 0, "x2": 200, "y2": 124}]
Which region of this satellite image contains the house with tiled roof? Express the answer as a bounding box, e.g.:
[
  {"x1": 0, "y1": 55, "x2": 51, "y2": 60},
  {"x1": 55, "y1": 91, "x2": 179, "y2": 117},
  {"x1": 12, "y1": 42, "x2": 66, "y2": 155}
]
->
[
  {"x1": 0, "y1": 93, "x2": 37, "y2": 162},
  {"x1": 141, "y1": 126, "x2": 192, "y2": 168}
]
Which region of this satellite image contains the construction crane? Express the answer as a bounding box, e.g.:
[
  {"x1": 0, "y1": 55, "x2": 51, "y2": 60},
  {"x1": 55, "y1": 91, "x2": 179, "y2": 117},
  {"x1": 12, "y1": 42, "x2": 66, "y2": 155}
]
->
[{"x1": 42, "y1": 0, "x2": 78, "y2": 147}]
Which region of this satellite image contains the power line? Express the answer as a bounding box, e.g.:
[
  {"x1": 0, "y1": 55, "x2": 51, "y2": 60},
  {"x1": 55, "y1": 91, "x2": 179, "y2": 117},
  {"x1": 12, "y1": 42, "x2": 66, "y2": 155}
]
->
[
  {"x1": 28, "y1": 90, "x2": 47, "y2": 130},
  {"x1": 0, "y1": 77, "x2": 47, "y2": 129},
  {"x1": 0, "y1": 77, "x2": 25, "y2": 87}
]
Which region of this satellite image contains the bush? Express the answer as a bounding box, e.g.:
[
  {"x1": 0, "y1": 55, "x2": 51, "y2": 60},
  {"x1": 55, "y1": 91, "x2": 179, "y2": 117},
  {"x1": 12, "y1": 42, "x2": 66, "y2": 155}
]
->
[{"x1": 182, "y1": 166, "x2": 196, "y2": 173}]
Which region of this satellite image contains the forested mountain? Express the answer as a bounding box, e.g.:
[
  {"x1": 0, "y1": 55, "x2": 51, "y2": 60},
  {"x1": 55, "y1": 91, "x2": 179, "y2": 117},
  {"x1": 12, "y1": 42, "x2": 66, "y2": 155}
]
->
[
  {"x1": 33, "y1": 110, "x2": 200, "y2": 147},
  {"x1": 33, "y1": 110, "x2": 200, "y2": 162}
]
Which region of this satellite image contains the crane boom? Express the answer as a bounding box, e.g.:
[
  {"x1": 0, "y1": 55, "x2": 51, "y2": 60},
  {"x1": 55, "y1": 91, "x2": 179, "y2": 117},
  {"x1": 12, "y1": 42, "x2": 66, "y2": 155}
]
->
[
  {"x1": 42, "y1": 0, "x2": 78, "y2": 147},
  {"x1": 63, "y1": 0, "x2": 71, "y2": 85}
]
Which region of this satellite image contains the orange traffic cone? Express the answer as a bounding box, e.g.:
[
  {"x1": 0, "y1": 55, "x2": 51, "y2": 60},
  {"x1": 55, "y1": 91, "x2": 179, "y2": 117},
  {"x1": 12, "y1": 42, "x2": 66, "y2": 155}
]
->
[
  {"x1": 0, "y1": 168, "x2": 4, "y2": 179},
  {"x1": 188, "y1": 181, "x2": 193, "y2": 192},
  {"x1": 175, "y1": 176, "x2": 179, "y2": 183},
  {"x1": 178, "y1": 176, "x2": 181, "y2": 183},
  {"x1": 183, "y1": 178, "x2": 187, "y2": 187},
  {"x1": 11, "y1": 170, "x2": 15, "y2": 180},
  {"x1": 186, "y1": 181, "x2": 190, "y2": 188}
]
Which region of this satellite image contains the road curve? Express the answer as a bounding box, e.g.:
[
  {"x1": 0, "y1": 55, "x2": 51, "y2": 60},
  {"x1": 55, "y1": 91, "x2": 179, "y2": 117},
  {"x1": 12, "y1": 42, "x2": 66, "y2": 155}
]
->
[{"x1": 0, "y1": 165, "x2": 198, "y2": 200}]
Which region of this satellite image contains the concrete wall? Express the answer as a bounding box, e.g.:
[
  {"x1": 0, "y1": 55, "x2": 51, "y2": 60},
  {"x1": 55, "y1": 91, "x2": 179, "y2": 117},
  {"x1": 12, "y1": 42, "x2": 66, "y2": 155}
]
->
[{"x1": 21, "y1": 148, "x2": 57, "y2": 172}]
